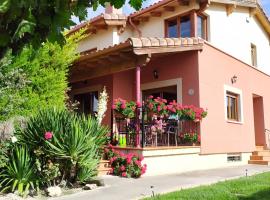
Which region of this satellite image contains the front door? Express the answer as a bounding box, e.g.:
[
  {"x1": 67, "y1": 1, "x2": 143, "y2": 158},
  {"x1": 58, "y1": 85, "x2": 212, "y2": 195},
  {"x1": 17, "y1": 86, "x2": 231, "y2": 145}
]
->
[{"x1": 253, "y1": 95, "x2": 266, "y2": 147}]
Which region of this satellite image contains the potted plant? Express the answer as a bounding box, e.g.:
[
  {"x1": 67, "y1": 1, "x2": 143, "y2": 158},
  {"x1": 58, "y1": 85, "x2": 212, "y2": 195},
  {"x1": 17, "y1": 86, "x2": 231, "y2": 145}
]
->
[
  {"x1": 145, "y1": 96, "x2": 168, "y2": 119},
  {"x1": 112, "y1": 98, "x2": 136, "y2": 119}
]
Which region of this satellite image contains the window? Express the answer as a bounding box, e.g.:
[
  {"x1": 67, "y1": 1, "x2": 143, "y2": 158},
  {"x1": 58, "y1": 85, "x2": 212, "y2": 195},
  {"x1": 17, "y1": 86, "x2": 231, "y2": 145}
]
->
[
  {"x1": 165, "y1": 12, "x2": 207, "y2": 39},
  {"x1": 226, "y1": 91, "x2": 240, "y2": 121},
  {"x1": 143, "y1": 85, "x2": 177, "y2": 104},
  {"x1": 251, "y1": 43, "x2": 257, "y2": 67},
  {"x1": 167, "y1": 19, "x2": 178, "y2": 38},
  {"x1": 197, "y1": 15, "x2": 207, "y2": 39},
  {"x1": 227, "y1": 153, "x2": 242, "y2": 162},
  {"x1": 73, "y1": 91, "x2": 98, "y2": 116},
  {"x1": 180, "y1": 15, "x2": 191, "y2": 37}
]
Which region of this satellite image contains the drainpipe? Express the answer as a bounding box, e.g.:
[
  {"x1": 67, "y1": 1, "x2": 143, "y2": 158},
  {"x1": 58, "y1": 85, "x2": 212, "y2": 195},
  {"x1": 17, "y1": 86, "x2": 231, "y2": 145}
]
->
[{"x1": 128, "y1": 17, "x2": 142, "y2": 37}]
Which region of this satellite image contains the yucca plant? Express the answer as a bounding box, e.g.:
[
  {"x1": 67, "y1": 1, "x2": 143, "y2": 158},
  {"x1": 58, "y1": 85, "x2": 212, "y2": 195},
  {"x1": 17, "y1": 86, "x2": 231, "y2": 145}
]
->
[
  {"x1": 0, "y1": 145, "x2": 39, "y2": 197},
  {"x1": 15, "y1": 108, "x2": 109, "y2": 184}
]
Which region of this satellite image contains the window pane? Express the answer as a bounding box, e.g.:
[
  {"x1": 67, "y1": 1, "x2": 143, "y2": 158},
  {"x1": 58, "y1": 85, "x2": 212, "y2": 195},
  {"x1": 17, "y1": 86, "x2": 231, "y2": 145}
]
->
[
  {"x1": 197, "y1": 16, "x2": 204, "y2": 38},
  {"x1": 180, "y1": 16, "x2": 191, "y2": 37},
  {"x1": 92, "y1": 91, "x2": 99, "y2": 113},
  {"x1": 226, "y1": 93, "x2": 239, "y2": 121},
  {"x1": 73, "y1": 91, "x2": 99, "y2": 116},
  {"x1": 167, "y1": 19, "x2": 178, "y2": 37}
]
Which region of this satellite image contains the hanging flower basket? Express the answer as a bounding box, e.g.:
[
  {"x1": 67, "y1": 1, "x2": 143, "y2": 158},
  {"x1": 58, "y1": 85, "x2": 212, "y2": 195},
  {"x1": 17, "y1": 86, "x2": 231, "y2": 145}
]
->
[{"x1": 114, "y1": 111, "x2": 125, "y2": 119}]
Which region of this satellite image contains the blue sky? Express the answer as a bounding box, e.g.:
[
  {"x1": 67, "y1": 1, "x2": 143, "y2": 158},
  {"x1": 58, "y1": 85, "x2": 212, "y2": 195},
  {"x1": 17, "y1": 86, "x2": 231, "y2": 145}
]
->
[{"x1": 72, "y1": 0, "x2": 270, "y2": 24}]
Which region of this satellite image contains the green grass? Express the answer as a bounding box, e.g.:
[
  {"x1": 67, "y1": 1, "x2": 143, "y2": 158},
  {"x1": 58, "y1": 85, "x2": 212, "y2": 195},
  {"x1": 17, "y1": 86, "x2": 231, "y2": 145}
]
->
[{"x1": 144, "y1": 172, "x2": 270, "y2": 200}]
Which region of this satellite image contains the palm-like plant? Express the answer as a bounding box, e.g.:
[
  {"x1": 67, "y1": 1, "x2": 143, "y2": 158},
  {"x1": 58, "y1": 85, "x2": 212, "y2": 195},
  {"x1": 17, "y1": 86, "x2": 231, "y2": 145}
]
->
[
  {"x1": 0, "y1": 146, "x2": 39, "y2": 197},
  {"x1": 16, "y1": 108, "x2": 109, "y2": 183}
]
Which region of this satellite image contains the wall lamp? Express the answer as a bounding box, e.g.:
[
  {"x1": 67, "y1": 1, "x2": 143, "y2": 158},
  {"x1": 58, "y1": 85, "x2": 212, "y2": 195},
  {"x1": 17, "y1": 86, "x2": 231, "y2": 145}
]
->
[
  {"x1": 231, "y1": 75, "x2": 238, "y2": 84},
  {"x1": 153, "y1": 70, "x2": 159, "y2": 79}
]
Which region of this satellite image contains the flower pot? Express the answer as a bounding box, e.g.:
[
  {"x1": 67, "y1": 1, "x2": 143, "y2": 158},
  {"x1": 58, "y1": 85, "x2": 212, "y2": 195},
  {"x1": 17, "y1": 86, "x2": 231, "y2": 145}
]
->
[{"x1": 114, "y1": 112, "x2": 125, "y2": 119}]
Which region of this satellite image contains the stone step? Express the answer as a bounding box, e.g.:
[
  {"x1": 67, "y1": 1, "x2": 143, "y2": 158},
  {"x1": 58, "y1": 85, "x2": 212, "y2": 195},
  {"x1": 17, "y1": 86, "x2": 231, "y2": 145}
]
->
[
  {"x1": 252, "y1": 151, "x2": 270, "y2": 156},
  {"x1": 250, "y1": 155, "x2": 270, "y2": 161},
  {"x1": 98, "y1": 159, "x2": 111, "y2": 176},
  {"x1": 248, "y1": 160, "x2": 270, "y2": 165},
  {"x1": 98, "y1": 168, "x2": 111, "y2": 176},
  {"x1": 99, "y1": 160, "x2": 110, "y2": 168},
  {"x1": 256, "y1": 146, "x2": 265, "y2": 151}
]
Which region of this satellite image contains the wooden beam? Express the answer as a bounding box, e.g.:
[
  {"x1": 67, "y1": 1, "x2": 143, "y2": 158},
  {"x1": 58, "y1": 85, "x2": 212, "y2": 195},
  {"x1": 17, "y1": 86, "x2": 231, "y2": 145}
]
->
[
  {"x1": 190, "y1": 10, "x2": 198, "y2": 37},
  {"x1": 93, "y1": 24, "x2": 108, "y2": 30},
  {"x1": 226, "y1": 4, "x2": 237, "y2": 16},
  {"x1": 178, "y1": 0, "x2": 189, "y2": 6},
  {"x1": 70, "y1": 59, "x2": 136, "y2": 83},
  {"x1": 138, "y1": 16, "x2": 149, "y2": 22},
  {"x1": 150, "y1": 11, "x2": 162, "y2": 17},
  {"x1": 249, "y1": 7, "x2": 256, "y2": 17},
  {"x1": 163, "y1": 6, "x2": 175, "y2": 12}
]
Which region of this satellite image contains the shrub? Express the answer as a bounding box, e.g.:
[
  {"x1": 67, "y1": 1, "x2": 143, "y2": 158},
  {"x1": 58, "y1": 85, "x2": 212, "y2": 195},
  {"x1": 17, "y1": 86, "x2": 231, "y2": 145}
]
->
[
  {"x1": 105, "y1": 145, "x2": 147, "y2": 178},
  {"x1": 0, "y1": 30, "x2": 84, "y2": 121},
  {"x1": 15, "y1": 108, "x2": 108, "y2": 185},
  {"x1": 0, "y1": 145, "x2": 39, "y2": 197}
]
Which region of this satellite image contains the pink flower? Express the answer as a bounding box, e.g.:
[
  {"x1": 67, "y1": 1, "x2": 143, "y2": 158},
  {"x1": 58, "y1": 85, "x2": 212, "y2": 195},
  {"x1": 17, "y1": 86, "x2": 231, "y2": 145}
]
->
[
  {"x1": 138, "y1": 155, "x2": 144, "y2": 161},
  {"x1": 120, "y1": 103, "x2": 126, "y2": 109},
  {"x1": 148, "y1": 95, "x2": 154, "y2": 99},
  {"x1": 112, "y1": 105, "x2": 117, "y2": 109},
  {"x1": 44, "y1": 132, "x2": 53, "y2": 140},
  {"x1": 110, "y1": 167, "x2": 114, "y2": 174},
  {"x1": 121, "y1": 172, "x2": 127, "y2": 177},
  {"x1": 120, "y1": 165, "x2": 126, "y2": 171},
  {"x1": 136, "y1": 101, "x2": 141, "y2": 107}
]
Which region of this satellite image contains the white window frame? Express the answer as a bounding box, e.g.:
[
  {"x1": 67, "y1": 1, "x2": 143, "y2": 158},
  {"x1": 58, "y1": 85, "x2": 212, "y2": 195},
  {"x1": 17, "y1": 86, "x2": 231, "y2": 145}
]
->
[
  {"x1": 141, "y1": 78, "x2": 182, "y2": 103},
  {"x1": 224, "y1": 85, "x2": 244, "y2": 124}
]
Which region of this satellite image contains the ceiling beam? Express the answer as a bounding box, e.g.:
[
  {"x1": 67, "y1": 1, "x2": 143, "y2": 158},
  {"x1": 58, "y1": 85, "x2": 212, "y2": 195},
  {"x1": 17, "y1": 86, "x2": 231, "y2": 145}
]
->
[
  {"x1": 150, "y1": 11, "x2": 162, "y2": 17},
  {"x1": 163, "y1": 6, "x2": 175, "y2": 12},
  {"x1": 226, "y1": 4, "x2": 236, "y2": 16},
  {"x1": 70, "y1": 59, "x2": 137, "y2": 83}
]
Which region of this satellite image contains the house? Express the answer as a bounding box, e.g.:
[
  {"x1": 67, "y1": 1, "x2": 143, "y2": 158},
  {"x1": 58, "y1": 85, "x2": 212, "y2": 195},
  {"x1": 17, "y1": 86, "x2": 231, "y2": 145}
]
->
[{"x1": 69, "y1": 0, "x2": 270, "y2": 175}]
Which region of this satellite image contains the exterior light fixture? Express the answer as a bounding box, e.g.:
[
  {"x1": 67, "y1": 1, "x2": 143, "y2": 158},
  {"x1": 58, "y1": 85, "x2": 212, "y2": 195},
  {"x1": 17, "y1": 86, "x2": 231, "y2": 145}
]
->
[
  {"x1": 231, "y1": 75, "x2": 238, "y2": 84},
  {"x1": 153, "y1": 70, "x2": 158, "y2": 79}
]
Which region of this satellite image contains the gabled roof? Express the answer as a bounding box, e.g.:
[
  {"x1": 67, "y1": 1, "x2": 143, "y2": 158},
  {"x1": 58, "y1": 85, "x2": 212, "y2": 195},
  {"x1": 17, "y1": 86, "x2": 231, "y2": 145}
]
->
[{"x1": 68, "y1": 13, "x2": 126, "y2": 35}]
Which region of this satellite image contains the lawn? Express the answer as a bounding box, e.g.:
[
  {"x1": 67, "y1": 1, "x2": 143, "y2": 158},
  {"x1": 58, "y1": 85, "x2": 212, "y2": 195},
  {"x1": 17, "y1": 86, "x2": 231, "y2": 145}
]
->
[{"x1": 144, "y1": 172, "x2": 270, "y2": 200}]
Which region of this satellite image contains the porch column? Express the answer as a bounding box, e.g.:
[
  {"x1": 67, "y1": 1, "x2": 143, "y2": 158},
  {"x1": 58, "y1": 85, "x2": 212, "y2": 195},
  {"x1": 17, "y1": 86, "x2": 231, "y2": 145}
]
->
[{"x1": 135, "y1": 65, "x2": 141, "y2": 147}]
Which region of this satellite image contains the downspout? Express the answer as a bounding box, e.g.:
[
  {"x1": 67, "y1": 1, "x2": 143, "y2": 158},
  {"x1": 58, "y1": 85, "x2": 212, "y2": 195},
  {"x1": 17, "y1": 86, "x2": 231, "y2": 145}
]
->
[{"x1": 128, "y1": 17, "x2": 142, "y2": 37}]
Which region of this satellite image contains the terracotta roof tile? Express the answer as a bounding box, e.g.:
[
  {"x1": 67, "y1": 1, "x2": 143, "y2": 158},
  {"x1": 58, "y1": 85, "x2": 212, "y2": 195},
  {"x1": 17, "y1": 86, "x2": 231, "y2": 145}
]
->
[{"x1": 129, "y1": 37, "x2": 204, "y2": 48}]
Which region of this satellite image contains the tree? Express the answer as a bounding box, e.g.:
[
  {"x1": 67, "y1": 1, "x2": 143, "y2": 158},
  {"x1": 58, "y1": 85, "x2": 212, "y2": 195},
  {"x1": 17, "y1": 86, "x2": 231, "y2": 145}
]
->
[
  {"x1": 0, "y1": 30, "x2": 84, "y2": 121},
  {"x1": 0, "y1": 0, "x2": 145, "y2": 58}
]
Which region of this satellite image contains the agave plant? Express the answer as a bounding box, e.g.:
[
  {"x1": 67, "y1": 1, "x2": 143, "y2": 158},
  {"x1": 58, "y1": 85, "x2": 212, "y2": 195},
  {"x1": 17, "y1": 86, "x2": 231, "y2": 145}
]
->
[
  {"x1": 15, "y1": 108, "x2": 109, "y2": 183},
  {"x1": 0, "y1": 145, "x2": 39, "y2": 197}
]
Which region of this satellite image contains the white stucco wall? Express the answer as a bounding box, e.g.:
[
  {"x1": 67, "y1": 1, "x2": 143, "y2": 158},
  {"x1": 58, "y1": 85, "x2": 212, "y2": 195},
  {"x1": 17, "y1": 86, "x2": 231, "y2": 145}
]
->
[
  {"x1": 137, "y1": 3, "x2": 200, "y2": 38},
  {"x1": 76, "y1": 3, "x2": 270, "y2": 75},
  {"x1": 77, "y1": 27, "x2": 115, "y2": 52},
  {"x1": 205, "y1": 4, "x2": 270, "y2": 75}
]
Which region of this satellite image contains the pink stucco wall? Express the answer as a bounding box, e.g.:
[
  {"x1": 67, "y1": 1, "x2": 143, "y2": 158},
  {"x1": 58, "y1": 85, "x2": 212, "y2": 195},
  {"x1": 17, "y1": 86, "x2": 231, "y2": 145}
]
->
[
  {"x1": 140, "y1": 52, "x2": 200, "y2": 106},
  {"x1": 104, "y1": 52, "x2": 201, "y2": 106},
  {"x1": 198, "y1": 43, "x2": 270, "y2": 154}
]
